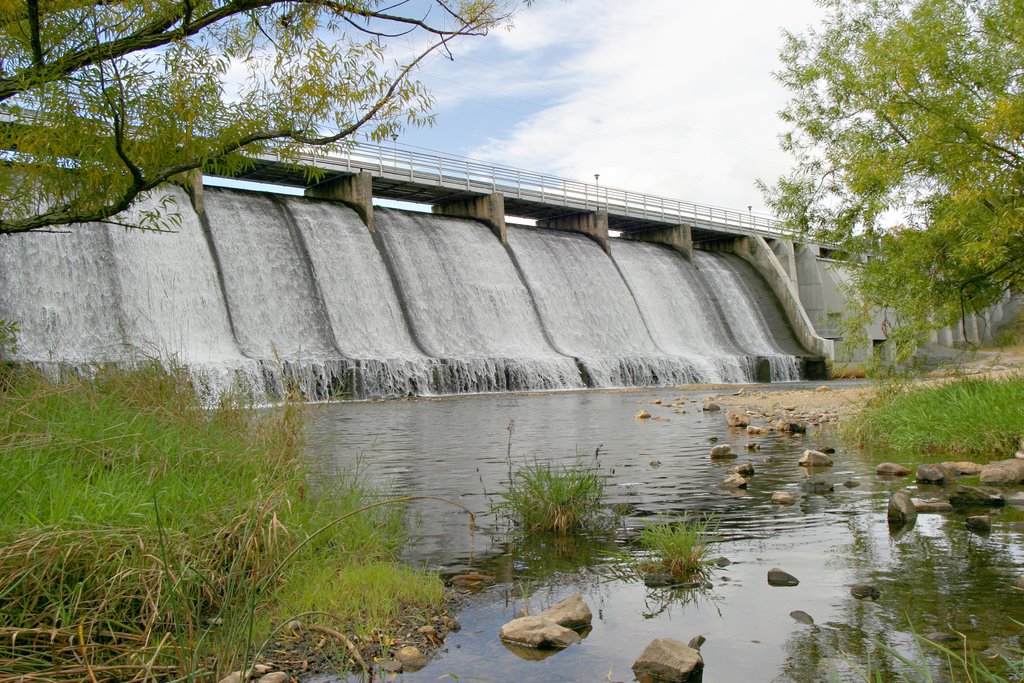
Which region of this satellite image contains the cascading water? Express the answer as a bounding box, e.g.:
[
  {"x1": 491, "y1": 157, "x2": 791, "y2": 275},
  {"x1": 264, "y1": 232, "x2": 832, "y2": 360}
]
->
[
  {"x1": 373, "y1": 210, "x2": 584, "y2": 392},
  {"x1": 507, "y1": 227, "x2": 715, "y2": 387},
  {"x1": 693, "y1": 250, "x2": 801, "y2": 381},
  {"x1": 612, "y1": 241, "x2": 753, "y2": 382}
]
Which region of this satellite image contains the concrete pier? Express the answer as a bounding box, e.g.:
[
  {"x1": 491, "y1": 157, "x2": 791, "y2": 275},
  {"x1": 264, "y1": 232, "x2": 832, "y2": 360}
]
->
[
  {"x1": 538, "y1": 209, "x2": 610, "y2": 255},
  {"x1": 306, "y1": 171, "x2": 375, "y2": 231},
  {"x1": 432, "y1": 193, "x2": 507, "y2": 245},
  {"x1": 623, "y1": 224, "x2": 693, "y2": 259}
]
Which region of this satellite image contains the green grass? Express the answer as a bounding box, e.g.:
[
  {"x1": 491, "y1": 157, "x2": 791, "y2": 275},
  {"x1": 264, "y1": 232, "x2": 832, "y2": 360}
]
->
[
  {"x1": 496, "y1": 460, "x2": 606, "y2": 535},
  {"x1": 845, "y1": 376, "x2": 1024, "y2": 458},
  {"x1": 637, "y1": 514, "x2": 717, "y2": 579},
  {"x1": 0, "y1": 364, "x2": 442, "y2": 682}
]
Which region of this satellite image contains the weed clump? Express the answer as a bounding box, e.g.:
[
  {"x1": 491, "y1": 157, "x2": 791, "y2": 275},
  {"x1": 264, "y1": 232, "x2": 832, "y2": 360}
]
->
[
  {"x1": 497, "y1": 460, "x2": 606, "y2": 535},
  {"x1": 637, "y1": 514, "x2": 717, "y2": 579}
]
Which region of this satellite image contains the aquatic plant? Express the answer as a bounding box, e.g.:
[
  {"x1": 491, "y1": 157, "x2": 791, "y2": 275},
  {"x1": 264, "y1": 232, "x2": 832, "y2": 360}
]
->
[
  {"x1": 637, "y1": 514, "x2": 718, "y2": 579},
  {"x1": 0, "y1": 364, "x2": 442, "y2": 681},
  {"x1": 496, "y1": 459, "x2": 607, "y2": 535}
]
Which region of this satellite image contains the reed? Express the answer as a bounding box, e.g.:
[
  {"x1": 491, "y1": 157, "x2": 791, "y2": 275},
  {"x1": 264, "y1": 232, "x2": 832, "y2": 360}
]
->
[
  {"x1": 496, "y1": 460, "x2": 606, "y2": 535},
  {"x1": 637, "y1": 514, "x2": 717, "y2": 578}
]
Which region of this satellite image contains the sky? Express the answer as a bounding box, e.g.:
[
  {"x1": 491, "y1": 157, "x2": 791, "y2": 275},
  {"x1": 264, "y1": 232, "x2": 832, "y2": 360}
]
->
[{"x1": 381, "y1": 0, "x2": 824, "y2": 216}]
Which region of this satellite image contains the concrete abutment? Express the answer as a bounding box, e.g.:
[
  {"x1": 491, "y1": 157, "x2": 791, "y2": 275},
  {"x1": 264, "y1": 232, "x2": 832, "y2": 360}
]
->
[
  {"x1": 305, "y1": 171, "x2": 375, "y2": 232},
  {"x1": 623, "y1": 224, "x2": 693, "y2": 259},
  {"x1": 537, "y1": 209, "x2": 611, "y2": 255},
  {"x1": 431, "y1": 193, "x2": 508, "y2": 245}
]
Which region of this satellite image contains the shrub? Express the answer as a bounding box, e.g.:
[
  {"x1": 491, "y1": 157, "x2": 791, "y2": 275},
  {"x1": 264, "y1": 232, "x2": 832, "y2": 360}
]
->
[{"x1": 496, "y1": 460, "x2": 606, "y2": 535}]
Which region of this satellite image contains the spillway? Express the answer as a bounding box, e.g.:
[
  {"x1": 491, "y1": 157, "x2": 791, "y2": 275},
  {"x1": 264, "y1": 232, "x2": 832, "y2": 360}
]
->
[{"x1": 0, "y1": 186, "x2": 813, "y2": 399}]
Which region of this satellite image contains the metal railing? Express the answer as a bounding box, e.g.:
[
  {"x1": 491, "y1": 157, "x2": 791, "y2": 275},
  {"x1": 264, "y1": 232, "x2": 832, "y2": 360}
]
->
[{"x1": 261, "y1": 140, "x2": 788, "y2": 239}]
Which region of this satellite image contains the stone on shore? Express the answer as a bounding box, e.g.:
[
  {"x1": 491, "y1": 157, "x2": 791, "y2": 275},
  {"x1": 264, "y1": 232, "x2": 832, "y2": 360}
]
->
[
  {"x1": 632, "y1": 638, "x2": 704, "y2": 682},
  {"x1": 799, "y1": 450, "x2": 833, "y2": 467},
  {"x1": 768, "y1": 568, "x2": 800, "y2": 586},
  {"x1": 396, "y1": 646, "x2": 428, "y2": 670},
  {"x1": 876, "y1": 462, "x2": 911, "y2": 476},
  {"x1": 887, "y1": 491, "x2": 917, "y2": 524},
  {"x1": 499, "y1": 615, "x2": 580, "y2": 649},
  {"x1": 980, "y1": 459, "x2": 1024, "y2": 485}
]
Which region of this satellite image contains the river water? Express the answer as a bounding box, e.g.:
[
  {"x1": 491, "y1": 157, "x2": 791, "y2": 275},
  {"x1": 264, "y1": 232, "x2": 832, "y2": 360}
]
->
[{"x1": 305, "y1": 385, "x2": 1024, "y2": 682}]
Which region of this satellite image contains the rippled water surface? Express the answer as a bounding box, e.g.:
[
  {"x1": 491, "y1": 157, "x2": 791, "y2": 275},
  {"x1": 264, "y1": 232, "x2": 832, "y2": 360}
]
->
[{"x1": 305, "y1": 385, "x2": 1024, "y2": 682}]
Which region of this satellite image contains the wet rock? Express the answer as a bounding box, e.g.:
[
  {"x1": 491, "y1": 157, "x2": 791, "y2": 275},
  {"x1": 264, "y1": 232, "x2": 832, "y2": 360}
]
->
[
  {"x1": 771, "y1": 492, "x2": 796, "y2": 505},
  {"x1": 948, "y1": 485, "x2": 1005, "y2": 507},
  {"x1": 790, "y1": 610, "x2": 814, "y2": 625},
  {"x1": 379, "y1": 661, "x2": 403, "y2": 673},
  {"x1": 843, "y1": 479, "x2": 861, "y2": 488},
  {"x1": 650, "y1": 459, "x2": 662, "y2": 468},
  {"x1": 887, "y1": 491, "x2": 918, "y2": 524},
  {"x1": 644, "y1": 572, "x2": 678, "y2": 587},
  {"x1": 714, "y1": 557, "x2": 731, "y2": 567},
  {"x1": 650, "y1": 399, "x2": 662, "y2": 405},
  {"x1": 450, "y1": 572, "x2": 495, "y2": 588},
  {"x1": 943, "y1": 461, "x2": 984, "y2": 476},
  {"x1": 708, "y1": 436, "x2": 719, "y2": 442},
  {"x1": 632, "y1": 638, "x2": 704, "y2": 682},
  {"x1": 799, "y1": 450, "x2": 833, "y2": 467},
  {"x1": 636, "y1": 410, "x2": 652, "y2": 420},
  {"x1": 687, "y1": 635, "x2": 706, "y2": 650},
  {"x1": 916, "y1": 464, "x2": 955, "y2": 485},
  {"x1": 746, "y1": 424, "x2": 770, "y2": 435},
  {"x1": 876, "y1": 462, "x2": 912, "y2": 476},
  {"x1": 1007, "y1": 492, "x2": 1024, "y2": 507},
  {"x1": 499, "y1": 615, "x2": 581, "y2": 649},
  {"x1": 913, "y1": 499, "x2": 954, "y2": 513},
  {"x1": 745, "y1": 442, "x2": 761, "y2": 451},
  {"x1": 710, "y1": 444, "x2": 735, "y2": 459},
  {"x1": 536, "y1": 593, "x2": 592, "y2": 629},
  {"x1": 851, "y1": 583, "x2": 880, "y2": 600},
  {"x1": 801, "y1": 479, "x2": 834, "y2": 494},
  {"x1": 1014, "y1": 575, "x2": 1024, "y2": 590},
  {"x1": 768, "y1": 568, "x2": 800, "y2": 586},
  {"x1": 719, "y1": 473, "x2": 749, "y2": 489},
  {"x1": 703, "y1": 403, "x2": 721, "y2": 412},
  {"x1": 966, "y1": 515, "x2": 991, "y2": 534},
  {"x1": 256, "y1": 673, "x2": 290, "y2": 683},
  {"x1": 735, "y1": 462, "x2": 756, "y2": 476},
  {"x1": 396, "y1": 645, "x2": 428, "y2": 670},
  {"x1": 775, "y1": 420, "x2": 807, "y2": 434},
  {"x1": 980, "y1": 459, "x2": 1024, "y2": 485},
  {"x1": 727, "y1": 410, "x2": 750, "y2": 428},
  {"x1": 925, "y1": 632, "x2": 961, "y2": 644}
]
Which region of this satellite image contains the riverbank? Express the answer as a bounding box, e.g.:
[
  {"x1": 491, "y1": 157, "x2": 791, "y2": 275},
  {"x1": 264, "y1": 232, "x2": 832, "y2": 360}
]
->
[{"x1": 0, "y1": 365, "x2": 446, "y2": 682}]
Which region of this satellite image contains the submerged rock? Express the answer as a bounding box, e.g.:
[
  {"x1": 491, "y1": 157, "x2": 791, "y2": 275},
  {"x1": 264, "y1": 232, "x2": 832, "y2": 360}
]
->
[
  {"x1": 499, "y1": 615, "x2": 580, "y2": 649},
  {"x1": 703, "y1": 403, "x2": 721, "y2": 412},
  {"x1": 768, "y1": 567, "x2": 800, "y2": 587},
  {"x1": 801, "y1": 479, "x2": 834, "y2": 494},
  {"x1": 948, "y1": 485, "x2": 1005, "y2": 507},
  {"x1": 771, "y1": 492, "x2": 796, "y2": 505},
  {"x1": 850, "y1": 583, "x2": 880, "y2": 600},
  {"x1": 876, "y1": 462, "x2": 912, "y2": 476},
  {"x1": 632, "y1": 638, "x2": 704, "y2": 682},
  {"x1": 636, "y1": 410, "x2": 652, "y2": 420},
  {"x1": 966, "y1": 515, "x2": 992, "y2": 534},
  {"x1": 799, "y1": 450, "x2": 833, "y2": 467},
  {"x1": 887, "y1": 491, "x2": 917, "y2": 524}
]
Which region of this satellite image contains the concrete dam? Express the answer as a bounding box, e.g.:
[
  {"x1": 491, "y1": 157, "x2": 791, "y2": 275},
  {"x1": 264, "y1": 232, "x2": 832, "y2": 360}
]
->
[{"x1": 0, "y1": 182, "x2": 828, "y2": 400}]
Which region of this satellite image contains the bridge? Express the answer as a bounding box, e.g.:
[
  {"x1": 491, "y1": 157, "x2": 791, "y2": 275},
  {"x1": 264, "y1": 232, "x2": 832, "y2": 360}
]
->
[{"x1": 224, "y1": 140, "x2": 787, "y2": 245}]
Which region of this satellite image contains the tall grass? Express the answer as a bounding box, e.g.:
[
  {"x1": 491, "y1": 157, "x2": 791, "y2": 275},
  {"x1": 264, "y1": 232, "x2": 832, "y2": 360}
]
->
[
  {"x1": 638, "y1": 514, "x2": 717, "y2": 578},
  {"x1": 0, "y1": 364, "x2": 442, "y2": 682},
  {"x1": 496, "y1": 460, "x2": 606, "y2": 535},
  {"x1": 846, "y1": 376, "x2": 1024, "y2": 458}
]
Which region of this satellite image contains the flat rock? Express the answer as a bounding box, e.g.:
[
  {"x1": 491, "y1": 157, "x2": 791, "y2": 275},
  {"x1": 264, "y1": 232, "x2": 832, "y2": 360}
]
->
[
  {"x1": 943, "y1": 461, "x2": 984, "y2": 476},
  {"x1": 499, "y1": 615, "x2": 580, "y2": 649},
  {"x1": 966, "y1": 515, "x2": 992, "y2": 534},
  {"x1": 913, "y1": 499, "x2": 954, "y2": 513},
  {"x1": 887, "y1": 491, "x2": 917, "y2": 524},
  {"x1": 948, "y1": 485, "x2": 1005, "y2": 507},
  {"x1": 771, "y1": 492, "x2": 796, "y2": 505},
  {"x1": 850, "y1": 583, "x2": 880, "y2": 600},
  {"x1": 980, "y1": 459, "x2": 1024, "y2": 485},
  {"x1": 719, "y1": 473, "x2": 749, "y2": 489},
  {"x1": 536, "y1": 593, "x2": 592, "y2": 629},
  {"x1": 876, "y1": 462, "x2": 912, "y2": 476},
  {"x1": 687, "y1": 635, "x2": 706, "y2": 650},
  {"x1": 1007, "y1": 492, "x2": 1024, "y2": 507},
  {"x1": 768, "y1": 567, "x2": 800, "y2": 587},
  {"x1": 632, "y1": 638, "x2": 704, "y2": 682},
  {"x1": 916, "y1": 463, "x2": 955, "y2": 485},
  {"x1": 790, "y1": 610, "x2": 814, "y2": 625},
  {"x1": 710, "y1": 444, "x2": 735, "y2": 459},
  {"x1": 799, "y1": 450, "x2": 833, "y2": 467}
]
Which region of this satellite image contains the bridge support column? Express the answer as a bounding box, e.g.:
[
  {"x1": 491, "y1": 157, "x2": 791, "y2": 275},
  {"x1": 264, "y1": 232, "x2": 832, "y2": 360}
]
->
[
  {"x1": 624, "y1": 225, "x2": 692, "y2": 259},
  {"x1": 305, "y1": 171, "x2": 375, "y2": 232},
  {"x1": 432, "y1": 193, "x2": 507, "y2": 245},
  {"x1": 538, "y1": 209, "x2": 610, "y2": 255},
  {"x1": 183, "y1": 168, "x2": 205, "y2": 216}
]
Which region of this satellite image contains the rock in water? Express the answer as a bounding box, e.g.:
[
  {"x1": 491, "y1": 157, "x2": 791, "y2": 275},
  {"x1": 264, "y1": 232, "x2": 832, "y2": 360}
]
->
[
  {"x1": 966, "y1": 515, "x2": 992, "y2": 534},
  {"x1": 735, "y1": 462, "x2": 756, "y2": 476},
  {"x1": 916, "y1": 463, "x2": 954, "y2": 485},
  {"x1": 710, "y1": 444, "x2": 735, "y2": 459},
  {"x1": 768, "y1": 567, "x2": 800, "y2": 586},
  {"x1": 536, "y1": 593, "x2": 592, "y2": 629},
  {"x1": 499, "y1": 615, "x2": 581, "y2": 649},
  {"x1": 719, "y1": 473, "x2": 749, "y2": 489},
  {"x1": 790, "y1": 610, "x2": 814, "y2": 625},
  {"x1": 636, "y1": 410, "x2": 652, "y2": 420},
  {"x1": 396, "y1": 646, "x2": 428, "y2": 670},
  {"x1": 771, "y1": 492, "x2": 796, "y2": 505},
  {"x1": 726, "y1": 410, "x2": 750, "y2": 428},
  {"x1": 980, "y1": 459, "x2": 1024, "y2": 485},
  {"x1": 850, "y1": 583, "x2": 880, "y2": 600},
  {"x1": 799, "y1": 450, "x2": 833, "y2": 467},
  {"x1": 887, "y1": 491, "x2": 918, "y2": 524},
  {"x1": 876, "y1": 462, "x2": 911, "y2": 476},
  {"x1": 948, "y1": 486, "x2": 1005, "y2": 507},
  {"x1": 632, "y1": 638, "x2": 704, "y2": 682}
]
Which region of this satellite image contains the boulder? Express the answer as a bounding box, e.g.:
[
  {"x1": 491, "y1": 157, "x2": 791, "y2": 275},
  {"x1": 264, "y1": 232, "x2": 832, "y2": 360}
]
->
[
  {"x1": 632, "y1": 638, "x2": 704, "y2": 682},
  {"x1": 943, "y1": 461, "x2": 984, "y2": 476},
  {"x1": 719, "y1": 473, "x2": 749, "y2": 489},
  {"x1": 702, "y1": 403, "x2": 721, "y2": 412},
  {"x1": 771, "y1": 492, "x2": 796, "y2": 505},
  {"x1": 734, "y1": 462, "x2": 756, "y2": 476},
  {"x1": 887, "y1": 491, "x2": 918, "y2": 524},
  {"x1": 913, "y1": 499, "x2": 954, "y2": 513},
  {"x1": 499, "y1": 615, "x2": 580, "y2": 649},
  {"x1": 536, "y1": 593, "x2": 592, "y2": 630},
  {"x1": 850, "y1": 583, "x2": 880, "y2": 600},
  {"x1": 710, "y1": 444, "x2": 735, "y2": 459},
  {"x1": 948, "y1": 486, "x2": 1005, "y2": 507},
  {"x1": 980, "y1": 459, "x2": 1024, "y2": 485},
  {"x1": 799, "y1": 450, "x2": 833, "y2": 467},
  {"x1": 768, "y1": 567, "x2": 800, "y2": 587},
  {"x1": 876, "y1": 462, "x2": 912, "y2": 476},
  {"x1": 916, "y1": 464, "x2": 955, "y2": 485},
  {"x1": 966, "y1": 515, "x2": 992, "y2": 534},
  {"x1": 727, "y1": 410, "x2": 750, "y2": 428}
]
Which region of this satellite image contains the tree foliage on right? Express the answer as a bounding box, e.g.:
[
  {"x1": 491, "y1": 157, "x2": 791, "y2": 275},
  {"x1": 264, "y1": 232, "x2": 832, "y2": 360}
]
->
[{"x1": 761, "y1": 0, "x2": 1024, "y2": 360}]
